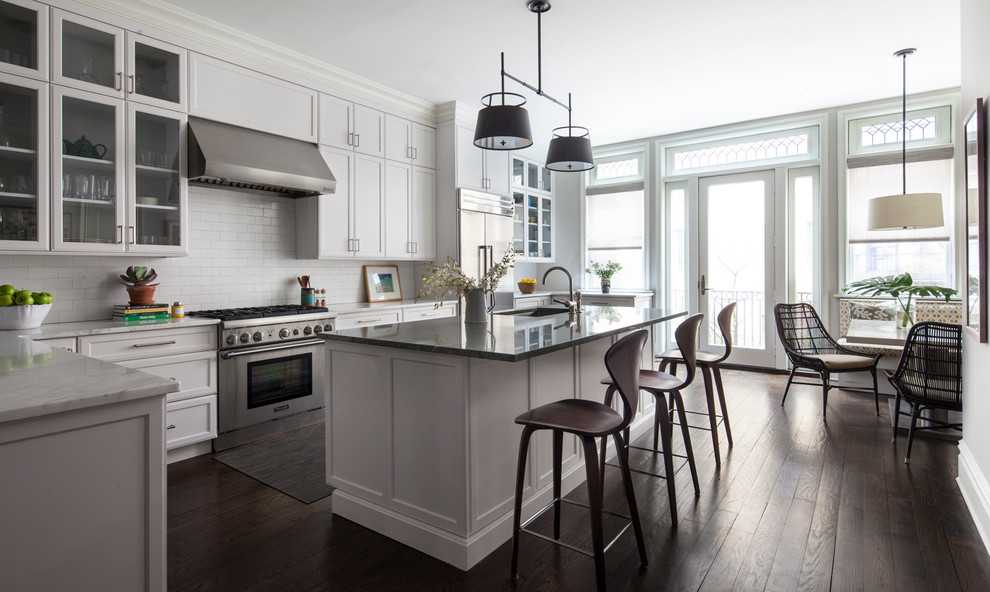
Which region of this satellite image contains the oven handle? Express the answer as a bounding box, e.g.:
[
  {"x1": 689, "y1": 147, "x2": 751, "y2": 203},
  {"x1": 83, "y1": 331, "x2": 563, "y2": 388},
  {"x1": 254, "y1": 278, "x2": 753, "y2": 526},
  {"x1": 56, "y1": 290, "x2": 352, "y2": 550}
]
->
[{"x1": 220, "y1": 339, "x2": 325, "y2": 359}]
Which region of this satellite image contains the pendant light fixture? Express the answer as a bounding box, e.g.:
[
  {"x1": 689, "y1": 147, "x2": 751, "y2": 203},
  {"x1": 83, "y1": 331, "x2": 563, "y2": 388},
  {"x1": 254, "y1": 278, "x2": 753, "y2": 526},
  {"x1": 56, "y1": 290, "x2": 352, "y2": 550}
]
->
[
  {"x1": 866, "y1": 48, "x2": 944, "y2": 230},
  {"x1": 473, "y1": 1, "x2": 594, "y2": 172}
]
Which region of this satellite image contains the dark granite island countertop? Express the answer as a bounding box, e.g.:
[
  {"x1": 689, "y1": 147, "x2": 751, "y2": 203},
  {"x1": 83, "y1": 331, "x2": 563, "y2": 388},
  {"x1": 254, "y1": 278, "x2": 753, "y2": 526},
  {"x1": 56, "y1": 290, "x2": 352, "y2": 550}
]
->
[{"x1": 319, "y1": 306, "x2": 687, "y2": 362}]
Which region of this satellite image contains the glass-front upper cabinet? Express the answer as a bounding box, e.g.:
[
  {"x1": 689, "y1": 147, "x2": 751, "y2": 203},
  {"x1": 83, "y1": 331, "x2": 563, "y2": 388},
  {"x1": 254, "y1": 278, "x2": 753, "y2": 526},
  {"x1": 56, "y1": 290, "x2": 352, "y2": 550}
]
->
[
  {"x1": 53, "y1": 10, "x2": 186, "y2": 110},
  {"x1": 0, "y1": 73, "x2": 48, "y2": 250},
  {"x1": 126, "y1": 33, "x2": 186, "y2": 110},
  {"x1": 511, "y1": 155, "x2": 554, "y2": 261},
  {"x1": 52, "y1": 85, "x2": 125, "y2": 251},
  {"x1": 0, "y1": 0, "x2": 48, "y2": 80},
  {"x1": 127, "y1": 103, "x2": 185, "y2": 253}
]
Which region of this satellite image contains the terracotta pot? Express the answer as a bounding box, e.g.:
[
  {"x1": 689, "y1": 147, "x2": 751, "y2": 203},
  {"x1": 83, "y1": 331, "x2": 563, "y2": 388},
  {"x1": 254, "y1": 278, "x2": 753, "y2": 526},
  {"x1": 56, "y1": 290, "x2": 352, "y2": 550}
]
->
[{"x1": 126, "y1": 284, "x2": 157, "y2": 306}]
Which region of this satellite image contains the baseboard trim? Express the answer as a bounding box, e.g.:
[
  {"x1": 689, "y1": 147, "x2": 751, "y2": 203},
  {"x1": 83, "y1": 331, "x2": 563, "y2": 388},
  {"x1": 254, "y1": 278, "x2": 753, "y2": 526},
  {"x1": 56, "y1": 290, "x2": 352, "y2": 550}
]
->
[{"x1": 957, "y1": 440, "x2": 990, "y2": 558}]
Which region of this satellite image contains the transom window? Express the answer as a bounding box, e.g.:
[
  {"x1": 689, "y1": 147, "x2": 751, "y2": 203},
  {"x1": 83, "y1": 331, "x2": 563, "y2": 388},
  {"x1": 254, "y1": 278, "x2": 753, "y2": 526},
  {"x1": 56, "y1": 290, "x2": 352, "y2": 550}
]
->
[{"x1": 666, "y1": 126, "x2": 819, "y2": 173}]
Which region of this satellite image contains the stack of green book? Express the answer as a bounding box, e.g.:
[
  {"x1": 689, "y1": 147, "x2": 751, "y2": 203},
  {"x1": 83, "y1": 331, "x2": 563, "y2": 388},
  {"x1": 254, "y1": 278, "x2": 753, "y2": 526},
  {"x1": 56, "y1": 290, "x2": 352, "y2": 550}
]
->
[{"x1": 113, "y1": 303, "x2": 172, "y2": 323}]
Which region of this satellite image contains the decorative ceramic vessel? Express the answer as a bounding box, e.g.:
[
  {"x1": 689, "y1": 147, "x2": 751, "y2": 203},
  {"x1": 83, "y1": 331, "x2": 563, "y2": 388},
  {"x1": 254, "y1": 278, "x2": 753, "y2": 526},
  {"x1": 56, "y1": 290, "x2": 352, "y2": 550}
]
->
[
  {"x1": 126, "y1": 284, "x2": 157, "y2": 306},
  {"x1": 600, "y1": 278, "x2": 611, "y2": 294},
  {"x1": 0, "y1": 303, "x2": 52, "y2": 330},
  {"x1": 464, "y1": 288, "x2": 495, "y2": 323}
]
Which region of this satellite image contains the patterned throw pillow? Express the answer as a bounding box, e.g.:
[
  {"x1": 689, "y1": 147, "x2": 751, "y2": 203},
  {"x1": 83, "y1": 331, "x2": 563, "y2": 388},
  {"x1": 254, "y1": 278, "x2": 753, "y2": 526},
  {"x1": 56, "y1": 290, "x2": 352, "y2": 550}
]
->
[{"x1": 848, "y1": 301, "x2": 896, "y2": 321}]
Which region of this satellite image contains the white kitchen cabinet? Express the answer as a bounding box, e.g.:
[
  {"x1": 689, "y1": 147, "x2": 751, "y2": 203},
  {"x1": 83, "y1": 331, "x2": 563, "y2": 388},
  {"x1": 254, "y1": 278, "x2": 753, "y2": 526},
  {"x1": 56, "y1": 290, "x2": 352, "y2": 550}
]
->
[
  {"x1": 515, "y1": 295, "x2": 552, "y2": 309},
  {"x1": 334, "y1": 309, "x2": 401, "y2": 330},
  {"x1": 512, "y1": 155, "x2": 554, "y2": 261},
  {"x1": 401, "y1": 303, "x2": 456, "y2": 322},
  {"x1": 189, "y1": 52, "x2": 318, "y2": 142},
  {"x1": 52, "y1": 85, "x2": 187, "y2": 254},
  {"x1": 79, "y1": 325, "x2": 218, "y2": 462},
  {"x1": 384, "y1": 161, "x2": 435, "y2": 260},
  {"x1": 0, "y1": 0, "x2": 49, "y2": 81},
  {"x1": 124, "y1": 32, "x2": 186, "y2": 111},
  {"x1": 319, "y1": 93, "x2": 384, "y2": 157},
  {"x1": 0, "y1": 72, "x2": 49, "y2": 252},
  {"x1": 454, "y1": 123, "x2": 508, "y2": 194},
  {"x1": 296, "y1": 146, "x2": 384, "y2": 259},
  {"x1": 578, "y1": 292, "x2": 653, "y2": 308},
  {"x1": 32, "y1": 336, "x2": 76, "y2": 352},
  {"x1": 385, "y1": 114, "x2": 436, "y2": 169},
  {"x1": 0, "y1": 394, "x2": 166, "y2": 592}
]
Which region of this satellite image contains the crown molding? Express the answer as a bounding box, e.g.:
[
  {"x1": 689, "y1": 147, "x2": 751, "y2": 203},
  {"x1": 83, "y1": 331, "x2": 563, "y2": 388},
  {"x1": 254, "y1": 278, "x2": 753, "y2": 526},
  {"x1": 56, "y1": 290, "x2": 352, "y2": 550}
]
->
[
  {"x1": 74, "y1": 0, "x2": 438, "y2": 122},
  {"x1": 436, "y1": 101, "x2": 480, "y2": 128}
]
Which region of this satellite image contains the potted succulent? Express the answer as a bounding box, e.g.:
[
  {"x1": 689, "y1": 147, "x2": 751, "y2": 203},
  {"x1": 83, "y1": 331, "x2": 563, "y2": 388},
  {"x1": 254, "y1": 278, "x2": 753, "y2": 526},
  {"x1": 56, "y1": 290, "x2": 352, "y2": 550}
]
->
[
  {"x1": 419, "y1": 247, "x2": 514, "y2": 322},
  {"x1": 844, "y1": 272, "x2": 957, "y2": 328},
  {"x1": 120, "y1": 266, "x2": 159, "y2": 305},
  {"x1": 586, "y1": 259, "x2": 622, "y2": 293}
]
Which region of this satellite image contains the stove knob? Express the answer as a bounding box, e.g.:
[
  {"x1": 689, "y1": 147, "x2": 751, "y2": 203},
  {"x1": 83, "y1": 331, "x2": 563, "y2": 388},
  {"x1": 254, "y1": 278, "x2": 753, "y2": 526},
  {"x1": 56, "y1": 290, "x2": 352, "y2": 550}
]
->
[
  {"x1": 253, "y1": 331, "x2": 263, "y2": 342},
  {"x1": 239, "y1": 333, "x2": 250, "y2": 344},
  {"x1": 293, "y1": 329, "x2": 299, "y2": 336},
  {"x1": 313, "y1": 325, "x2": 323, "y2": 333},
  {"x1": 324, "y1": 323, "x2": 334, "y2": 332},
  {"x1": 279, "y1": 328, "x2": 290, "y2": 339},
  {"x1": 226, "y1": 334, "x2": 237, "y2": 346},
  {"x1": 303, "y1": 326, "x2": 312, "y2": 335}
]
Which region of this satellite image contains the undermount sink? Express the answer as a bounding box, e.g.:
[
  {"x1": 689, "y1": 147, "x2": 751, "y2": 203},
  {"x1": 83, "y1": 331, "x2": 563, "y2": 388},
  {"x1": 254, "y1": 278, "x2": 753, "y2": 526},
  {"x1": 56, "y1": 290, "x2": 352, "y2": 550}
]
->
[{"x1": 495, "y1": 306, "x2": 570, "y2": 317}]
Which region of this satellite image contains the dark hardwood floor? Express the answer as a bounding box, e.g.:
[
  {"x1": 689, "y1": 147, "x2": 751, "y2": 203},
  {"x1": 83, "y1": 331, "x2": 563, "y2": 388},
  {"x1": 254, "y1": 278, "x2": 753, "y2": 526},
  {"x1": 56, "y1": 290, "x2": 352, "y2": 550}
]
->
[{"x1": 167, "y1": 370, "x2": 990, "y2": 591}]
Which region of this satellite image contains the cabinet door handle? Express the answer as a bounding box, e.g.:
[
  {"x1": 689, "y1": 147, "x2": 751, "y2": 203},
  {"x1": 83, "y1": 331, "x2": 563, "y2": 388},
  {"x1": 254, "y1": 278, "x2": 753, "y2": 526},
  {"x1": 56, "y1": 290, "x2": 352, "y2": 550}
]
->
[
  {"x1": 128, "y1": 74, "x2": 135, "y2": 94},
  {"x1": 166, "y1": 424, "x2": 176, "y2": 430},
  {"x1": 356, "y1": 318, "x2": 383, "y2": 324},
  {"x1": 347, "y1": 238, "x2": 353, "y2": 251},
  {"x1": 133, "y1": 340, "x2": 178, "y2": 348},
  {"x1": 355, "y1": 238, "x2": 360, "y2": 252},
  {"x1": 354, "y1": 133, "x2": 360, "y2": 148},
  {"x1": 414, "y1": 242, "x2": 418, "y2": 253},
  {"x1": 129, "y1": 225, "x2": 135, "y2": 244},
  {"x1": 413, "y1": 147, "x2": 418, "y2": 160},
  {"x1": 116, "y1": 72, "x2": 122, "y2": 91},
  {"x1": 117, "y1": 225, "x2": 123, "y2": 244}
]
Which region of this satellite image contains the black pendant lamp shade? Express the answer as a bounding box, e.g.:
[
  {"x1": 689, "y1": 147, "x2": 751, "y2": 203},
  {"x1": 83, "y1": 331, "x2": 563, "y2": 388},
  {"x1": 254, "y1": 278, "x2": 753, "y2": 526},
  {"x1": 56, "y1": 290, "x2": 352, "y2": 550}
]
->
[
  {"x1": 474, "y1": 92, "x2": 533, "y2": 150},
  {"x1": 546, "y1": 125, "x2": 593, "y2": 171}
]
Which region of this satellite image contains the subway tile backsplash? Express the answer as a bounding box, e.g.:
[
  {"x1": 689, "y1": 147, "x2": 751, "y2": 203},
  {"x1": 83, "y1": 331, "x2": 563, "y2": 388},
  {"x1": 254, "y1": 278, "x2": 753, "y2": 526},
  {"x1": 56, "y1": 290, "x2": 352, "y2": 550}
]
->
[{"x1": 0, "y1": 188, "x2": 417, "y2": 324}]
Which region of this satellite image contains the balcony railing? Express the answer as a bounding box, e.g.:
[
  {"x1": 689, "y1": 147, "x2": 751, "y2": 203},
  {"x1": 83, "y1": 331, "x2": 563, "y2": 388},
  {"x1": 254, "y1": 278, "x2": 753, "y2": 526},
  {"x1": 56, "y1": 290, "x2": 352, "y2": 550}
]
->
[{"x1": 668, "y1": 289, "x2": 812, "y2": 350}]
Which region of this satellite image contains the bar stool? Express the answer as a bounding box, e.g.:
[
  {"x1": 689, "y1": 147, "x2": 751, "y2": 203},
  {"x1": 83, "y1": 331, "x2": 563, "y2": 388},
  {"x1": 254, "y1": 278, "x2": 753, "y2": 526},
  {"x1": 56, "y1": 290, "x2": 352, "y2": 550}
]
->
[
  {"x1": 511, "y1": 330, "x2": 650, "y2": 592},
  {"x1": 599, "y1": 313, "x2": 704, "y2": 528},
  {"x1": 657, "y1": 303, "x2": 735, "y2": 468}
]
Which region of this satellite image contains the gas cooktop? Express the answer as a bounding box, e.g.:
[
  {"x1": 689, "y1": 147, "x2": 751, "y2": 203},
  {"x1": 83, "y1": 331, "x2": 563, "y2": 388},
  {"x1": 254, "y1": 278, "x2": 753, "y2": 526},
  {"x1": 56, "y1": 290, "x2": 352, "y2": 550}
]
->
[{"x1": 188, "y1": 304, "x2": 330, "y2": 322}]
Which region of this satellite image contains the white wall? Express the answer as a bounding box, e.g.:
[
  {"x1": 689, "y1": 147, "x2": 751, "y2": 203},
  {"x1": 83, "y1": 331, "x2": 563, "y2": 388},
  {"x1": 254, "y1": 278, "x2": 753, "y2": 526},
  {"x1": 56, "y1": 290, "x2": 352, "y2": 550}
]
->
[
  {"x1": 958, "y1": 0, "x2": 990, "y2": 555},
  {"x1": 0, "y1": 187, "x2": 415, "y2": 323}
]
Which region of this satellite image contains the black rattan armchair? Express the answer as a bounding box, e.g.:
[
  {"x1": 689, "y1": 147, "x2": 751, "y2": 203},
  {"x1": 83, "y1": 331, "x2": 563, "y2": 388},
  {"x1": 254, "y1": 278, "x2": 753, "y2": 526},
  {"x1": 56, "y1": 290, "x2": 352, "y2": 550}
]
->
[
  {"x1": 774, "y1": 303, "x2": 881, "y2": 422},
  {"x1": 887, "y1": 321, "x2": 962, "y2": 463}
]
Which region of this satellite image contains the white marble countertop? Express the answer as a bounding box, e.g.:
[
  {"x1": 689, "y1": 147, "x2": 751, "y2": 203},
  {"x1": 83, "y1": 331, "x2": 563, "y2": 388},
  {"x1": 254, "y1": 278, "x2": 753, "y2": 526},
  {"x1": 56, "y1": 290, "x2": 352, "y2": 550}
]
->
[
  {"x1": 0, "y1": 332, "x2": 178, "y2": 424},
  {"x1": 18, "y1": 316, "x2": 219, "y2": 339}
]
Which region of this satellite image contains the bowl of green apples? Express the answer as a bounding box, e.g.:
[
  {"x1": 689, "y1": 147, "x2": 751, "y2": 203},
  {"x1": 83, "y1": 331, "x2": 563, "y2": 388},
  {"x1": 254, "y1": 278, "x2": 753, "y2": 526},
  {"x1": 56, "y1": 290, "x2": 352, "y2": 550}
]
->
[{"x1": 0, "y1": 284, "x2": 54, "y2": 330}]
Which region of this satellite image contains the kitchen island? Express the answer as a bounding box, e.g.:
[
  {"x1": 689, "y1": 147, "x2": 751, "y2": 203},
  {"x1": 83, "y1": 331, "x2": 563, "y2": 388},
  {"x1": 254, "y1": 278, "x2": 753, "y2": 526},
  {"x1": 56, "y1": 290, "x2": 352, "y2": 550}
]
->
[{"x1": 319, "y1": 305, "x2": 686, "y2": 569}]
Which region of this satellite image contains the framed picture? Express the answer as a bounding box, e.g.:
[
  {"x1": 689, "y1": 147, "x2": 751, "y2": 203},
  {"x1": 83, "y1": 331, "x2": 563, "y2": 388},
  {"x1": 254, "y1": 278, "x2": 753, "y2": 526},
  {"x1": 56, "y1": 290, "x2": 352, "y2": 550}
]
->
[
  {"x1": 965, "y1": 98, "x2": 987, "y2": 342},
  {"x1": 363, "y1": 265, "x2": 403, "y2": 303}
]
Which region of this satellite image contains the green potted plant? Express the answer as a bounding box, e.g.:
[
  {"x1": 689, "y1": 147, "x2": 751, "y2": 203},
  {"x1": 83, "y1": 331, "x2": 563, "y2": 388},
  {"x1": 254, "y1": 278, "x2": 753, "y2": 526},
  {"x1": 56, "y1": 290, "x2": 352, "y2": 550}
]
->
[
  {"x1": 119, "y1": 266, "x2": 159, "y2": 305},
  {"x1": 419, "y1": 247, "x2": 514, "y2": 322},
  {"x1": 843, "y1": 272, "x2": 957, "y2": 328},
  {"x1": 586, "y1": 260, "x2": 622, "y2": 293}
]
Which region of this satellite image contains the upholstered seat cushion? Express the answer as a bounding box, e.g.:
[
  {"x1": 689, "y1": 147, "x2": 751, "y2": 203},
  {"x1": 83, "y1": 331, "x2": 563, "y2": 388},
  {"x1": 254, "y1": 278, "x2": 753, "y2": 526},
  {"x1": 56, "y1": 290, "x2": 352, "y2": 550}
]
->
[
  {"x1": 657, "y1": 348, "x2": 721, "y2": 364},
  {"x1": 807, "y1": 353, "x2": 876, "y2": 370},
  {"x1": 600, "y1": 369, "x2": 682, "y2": 392},
  {"x1": 515, "y1": 399, "x2": 623, "y2": 437}
]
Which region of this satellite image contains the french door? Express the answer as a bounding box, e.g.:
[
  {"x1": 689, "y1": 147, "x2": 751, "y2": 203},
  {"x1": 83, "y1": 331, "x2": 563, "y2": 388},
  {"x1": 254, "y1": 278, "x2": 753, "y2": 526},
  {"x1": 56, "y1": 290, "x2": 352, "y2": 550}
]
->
[{"x1": 697, "y1": 170, "x2": 775, "y2": 367}]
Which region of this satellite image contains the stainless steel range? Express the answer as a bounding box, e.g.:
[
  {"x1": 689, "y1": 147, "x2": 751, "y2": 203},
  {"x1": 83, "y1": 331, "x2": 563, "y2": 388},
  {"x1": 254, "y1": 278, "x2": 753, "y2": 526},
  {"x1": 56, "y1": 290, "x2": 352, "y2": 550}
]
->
[{"x1": 188, "y1": 305, "x2": 336, "y2": 451}]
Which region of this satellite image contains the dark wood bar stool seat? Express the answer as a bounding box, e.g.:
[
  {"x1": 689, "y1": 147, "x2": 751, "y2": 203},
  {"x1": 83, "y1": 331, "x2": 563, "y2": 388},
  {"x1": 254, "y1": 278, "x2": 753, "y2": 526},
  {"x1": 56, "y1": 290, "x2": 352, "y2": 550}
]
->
[
  {"x1": 599, "y1": 314, "x2": 705, "y2": 528},
  {"x1": 657, "y1": 302, "x2": 736, "y2": 468},
  {"x1": 511, "y1": 330, "x2": 650, "y2": 592}
]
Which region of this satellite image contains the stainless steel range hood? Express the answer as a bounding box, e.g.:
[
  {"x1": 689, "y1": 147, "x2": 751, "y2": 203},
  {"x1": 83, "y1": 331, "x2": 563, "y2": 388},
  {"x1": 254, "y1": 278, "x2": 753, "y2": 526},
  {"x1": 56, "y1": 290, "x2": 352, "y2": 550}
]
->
[{"x1": 187, "y1": 117, "x2": 335, "y2": 197}]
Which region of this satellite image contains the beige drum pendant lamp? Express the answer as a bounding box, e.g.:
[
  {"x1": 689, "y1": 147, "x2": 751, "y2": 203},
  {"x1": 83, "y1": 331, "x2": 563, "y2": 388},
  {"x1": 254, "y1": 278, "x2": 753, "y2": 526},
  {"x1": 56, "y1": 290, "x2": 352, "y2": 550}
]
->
[{"x1": 866, "y1": 48, "x2": 944, "y2": 231}]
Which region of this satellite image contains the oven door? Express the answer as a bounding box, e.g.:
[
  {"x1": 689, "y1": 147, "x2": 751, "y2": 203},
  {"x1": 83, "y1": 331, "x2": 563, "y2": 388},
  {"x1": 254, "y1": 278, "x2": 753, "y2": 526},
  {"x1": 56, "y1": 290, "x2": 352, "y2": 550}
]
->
[{"x1": 219, "y1": 339, "x2": 326, "y2": 434}]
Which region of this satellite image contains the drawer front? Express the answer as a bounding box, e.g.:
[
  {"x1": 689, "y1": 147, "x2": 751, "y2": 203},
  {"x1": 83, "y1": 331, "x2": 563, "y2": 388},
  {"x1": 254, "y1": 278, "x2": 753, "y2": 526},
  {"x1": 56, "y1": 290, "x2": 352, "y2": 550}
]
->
[
  {"x1": 166, "y1": 394, "x2": 218, "y2": 450},
  {"x1": 515, "y1": 296, "x2": 548, "y2": 309},
  {"x1": 117, "y1": 351, "x2": 217, "y2": 402},
  {"x1": 582, "y1": 295, "x2": 636, "y2": 307},
  {"x1": 34, "y1": 337, "x2": 77, "y2": 352},
  {"x1": 79, "y1": 326, "x2": 217, "y2": 362},
  {"x1": 335, "y1": 310, "x2": 401, "y2": 330},
  {"x1": 402, "y1": 305, "x2": 455, "y2": 322}
]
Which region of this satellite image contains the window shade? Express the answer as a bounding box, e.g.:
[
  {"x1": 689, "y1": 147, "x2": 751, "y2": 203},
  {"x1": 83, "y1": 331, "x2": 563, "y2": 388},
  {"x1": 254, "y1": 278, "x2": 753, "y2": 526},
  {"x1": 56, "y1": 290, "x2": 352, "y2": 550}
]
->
[
  {"x1": 846, "y1": 158, "x2": 954, "y2": 243},
  {"x1": 586, "y1": 190, "x2": 644, "y2": 249}
]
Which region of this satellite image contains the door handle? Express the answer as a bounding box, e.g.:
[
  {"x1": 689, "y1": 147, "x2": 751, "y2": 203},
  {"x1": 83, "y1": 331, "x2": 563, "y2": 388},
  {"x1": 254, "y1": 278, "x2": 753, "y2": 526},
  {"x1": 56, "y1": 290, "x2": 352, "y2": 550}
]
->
[
  {"x1": 115, "y1": 71, "x2": 122, "y2": 91},
  {"x1": 354, "y1": 133, "x2": 360, "y2": 148},
  {"x1": 128, "y1": 74, "x2": 135, "y2": 94},
  {"x1": 347, "y1": 132, "x2": 353, "y2": 146},
  {"x1": 699, "y1": 274, "x2": 709, "y2": 295}
]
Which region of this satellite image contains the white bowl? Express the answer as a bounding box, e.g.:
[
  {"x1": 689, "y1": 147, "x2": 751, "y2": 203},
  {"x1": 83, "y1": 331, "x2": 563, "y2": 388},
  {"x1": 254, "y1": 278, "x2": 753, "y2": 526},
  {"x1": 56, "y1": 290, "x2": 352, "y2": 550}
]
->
[{"x1": 0, "y1": 303, "x2": 53, "y2": 330}]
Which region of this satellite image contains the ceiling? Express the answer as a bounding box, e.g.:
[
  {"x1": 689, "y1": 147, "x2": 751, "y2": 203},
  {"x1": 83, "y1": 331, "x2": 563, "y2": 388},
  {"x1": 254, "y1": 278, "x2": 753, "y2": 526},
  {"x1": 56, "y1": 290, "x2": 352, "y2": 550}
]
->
[{"x1": 158, "y1": 0, "x2": 962, "y2": 148}]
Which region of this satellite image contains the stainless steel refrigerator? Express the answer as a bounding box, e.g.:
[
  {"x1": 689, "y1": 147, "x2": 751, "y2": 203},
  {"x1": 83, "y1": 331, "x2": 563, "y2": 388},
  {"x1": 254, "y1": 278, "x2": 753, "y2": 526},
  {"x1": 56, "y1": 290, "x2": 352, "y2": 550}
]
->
[{"x1": 458, "y1": 188, "x2": 514, "y2": 293}]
